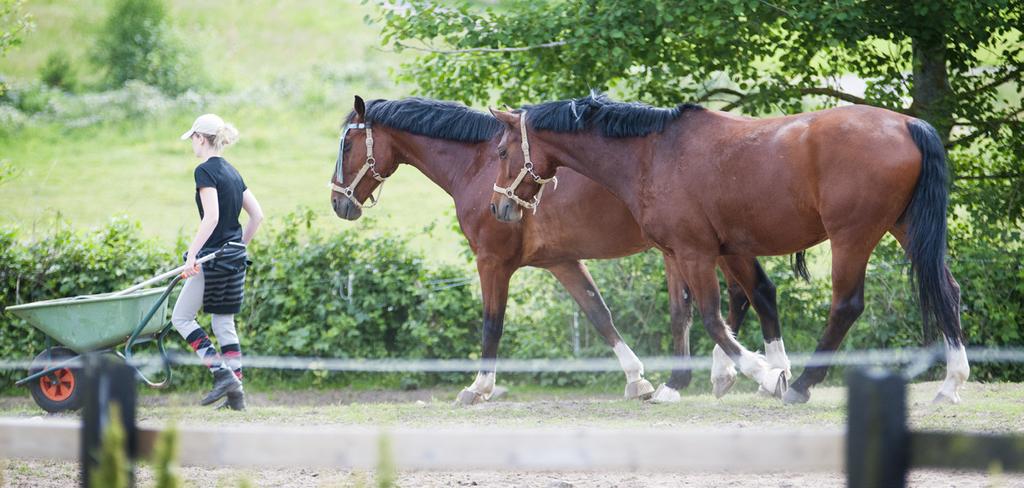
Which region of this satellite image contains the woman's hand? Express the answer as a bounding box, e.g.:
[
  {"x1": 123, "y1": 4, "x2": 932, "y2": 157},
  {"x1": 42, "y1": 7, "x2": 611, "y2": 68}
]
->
[{"x1": 181, "y1": 253, "x2": 201, "y2": 278}]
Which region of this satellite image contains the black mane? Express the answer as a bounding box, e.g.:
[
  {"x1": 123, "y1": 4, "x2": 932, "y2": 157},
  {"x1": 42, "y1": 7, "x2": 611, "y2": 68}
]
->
[
  {"x1": 345, "y1": 97, "x2": 502, "y2": 142},
  {"x1": 524, "y1": 93, "x2": 702, "y2": 138}
]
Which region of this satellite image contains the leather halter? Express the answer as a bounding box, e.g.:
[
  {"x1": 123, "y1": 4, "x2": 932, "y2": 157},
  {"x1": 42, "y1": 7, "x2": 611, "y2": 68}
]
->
[
  {"x1": 492, "y1": 112, "x2": 558, "y2": 213},
  {"x1": 329, "y1": 122, "x2": 387, "y2": 208}
]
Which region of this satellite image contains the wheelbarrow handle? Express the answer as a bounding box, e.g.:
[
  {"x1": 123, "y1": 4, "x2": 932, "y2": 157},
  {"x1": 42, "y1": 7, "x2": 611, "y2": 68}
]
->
[
  {"x1": 124, "y1": 274, "x2": 184, "y2": 388},
  {"x1": 111, "y1": 252, "x2": 220, "y2": 297}
]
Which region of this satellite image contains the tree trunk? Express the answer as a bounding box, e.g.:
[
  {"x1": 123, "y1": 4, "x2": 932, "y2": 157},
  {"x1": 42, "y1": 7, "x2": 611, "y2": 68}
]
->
[{"x1": 909, "y1": 36, "x2": 955, "y2": 143}]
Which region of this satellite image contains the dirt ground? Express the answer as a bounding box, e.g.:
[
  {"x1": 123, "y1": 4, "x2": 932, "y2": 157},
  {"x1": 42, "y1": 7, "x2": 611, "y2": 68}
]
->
[
  {"x1": 2, "y1": 381, "x2": 1023, "y2": 487},
  {"x1": 4, "y1": 460, "x2": 1022, "y2": 488}
]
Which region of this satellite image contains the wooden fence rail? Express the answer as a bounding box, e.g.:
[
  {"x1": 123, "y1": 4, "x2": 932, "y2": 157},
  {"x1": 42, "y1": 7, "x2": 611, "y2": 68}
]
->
[{"x1": 0, "y1": 420, "x2": 846, "y2": 472}]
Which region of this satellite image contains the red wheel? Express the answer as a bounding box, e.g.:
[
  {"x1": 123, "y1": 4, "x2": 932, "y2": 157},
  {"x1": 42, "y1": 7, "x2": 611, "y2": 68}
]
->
[
  {"x1": 28, "y1": 348, "x2": 82, "y2": 413},
  {"x1": 39, "y1": 368, "x2": 75, "y2": 402}
]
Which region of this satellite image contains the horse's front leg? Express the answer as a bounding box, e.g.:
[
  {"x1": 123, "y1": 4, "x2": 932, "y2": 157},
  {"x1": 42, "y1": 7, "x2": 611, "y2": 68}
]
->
[
  {"x1": 549, "y1": 260, "x2": 654, "y2": 400},
  {"x1": 677, "y1": 256, "x2": 788, "y2": 399},
  {"x1": 456, "y1": 259, "x2": 515, "y2": 406},
  {"x1": 720, "y1": 256, "x2": 792, "y2": 397}
]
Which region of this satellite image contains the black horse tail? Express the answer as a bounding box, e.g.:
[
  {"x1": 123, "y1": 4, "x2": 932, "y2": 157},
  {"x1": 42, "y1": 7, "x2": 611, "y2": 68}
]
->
[
  {"x1": 903, "y1": 119, "x2": 961, "y2": 346},
  {"x1": 790, "y1": 250, "x2": 810, "y2": 282}
]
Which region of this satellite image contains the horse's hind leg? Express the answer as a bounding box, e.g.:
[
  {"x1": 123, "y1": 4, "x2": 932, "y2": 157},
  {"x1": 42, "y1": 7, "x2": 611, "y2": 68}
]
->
[
  {"x1": 651, "y1": 254, "x2": 695, "y2": 403},
  {"x1": 933, "y1": 264, "x2": 968, "y2": 403},
  {"x1": 720, "y1": 256, "x2": 792, "y2": 391},
  {"x1": 783, "y1": 241, "x2": 874, "y2": 404},
  {"x1": 456, "y1": 259, "x2": 515, "y2": 406},
  {"x1": 890, "y1": 225, "x2": 969, "y2": 403},
  {"x1": 549, "y1": 261, "x2": 654, "y2": 401}
]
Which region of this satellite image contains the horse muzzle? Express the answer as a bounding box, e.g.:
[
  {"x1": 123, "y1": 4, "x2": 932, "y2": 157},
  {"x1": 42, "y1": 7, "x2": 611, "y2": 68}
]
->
[
  {"x1": 332, "y1": 196, "x2": 363, "y2": 221},
  {"x1": 491, "y1": 196, "x2": 523, "y2": 223}
]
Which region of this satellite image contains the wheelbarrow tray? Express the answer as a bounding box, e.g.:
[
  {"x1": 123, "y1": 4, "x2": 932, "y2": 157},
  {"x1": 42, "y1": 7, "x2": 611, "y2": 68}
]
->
[{"x1": 5, "y1": 288, "x2": 168, "y2": 354}]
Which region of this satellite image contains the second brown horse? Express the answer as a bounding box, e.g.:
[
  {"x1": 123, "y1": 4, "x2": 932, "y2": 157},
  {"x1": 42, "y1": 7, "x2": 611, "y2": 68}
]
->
[{"x1": 490, "y1": 94, "x2": 968, "y2": 404}]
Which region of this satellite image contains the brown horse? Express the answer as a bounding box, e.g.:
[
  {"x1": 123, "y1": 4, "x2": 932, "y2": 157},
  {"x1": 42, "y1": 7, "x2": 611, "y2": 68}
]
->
[
  {"x1": 489, "y1": 94, "x2": 968, "y2": 404},
  {"x1": 329, "y1": 96, "x2": 793, "y2": 404}
]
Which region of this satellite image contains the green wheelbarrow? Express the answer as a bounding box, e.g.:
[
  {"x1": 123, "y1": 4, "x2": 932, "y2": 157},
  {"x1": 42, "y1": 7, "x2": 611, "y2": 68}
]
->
[{"x1": 4, "y1": 251, "x2": 223, "y2": 413}]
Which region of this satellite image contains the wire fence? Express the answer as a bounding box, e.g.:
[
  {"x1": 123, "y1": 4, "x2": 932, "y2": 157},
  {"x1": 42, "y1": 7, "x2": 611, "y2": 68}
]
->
[
  {"x1": 5, "y1": 345, "x2": 1024, "y2": 378},
  {"x1": 234, "y1": 252, "x2": 1022, "y2": 297}
]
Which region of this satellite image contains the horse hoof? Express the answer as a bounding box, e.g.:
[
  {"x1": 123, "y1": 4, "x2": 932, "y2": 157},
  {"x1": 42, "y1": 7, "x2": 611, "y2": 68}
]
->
[
  {"x1": 772, "y1": 369, "x2": 788, "y2": 398},
  {"x1": 932, "y1": 390, "x2": 961, "y2": 405},
  {"x1": 455, "y1": 388, "x2": 486, "y2": 406},
  {"x1": 625, "y1": 379, "x2": 655, "y2": 400},
  {"x1": 649, "y1": 383, "x2": 681, "y2": 404},
  {"x1": 490, "y1": 386, "x2": 509, "y2": 400},
  {"x1": 711, "y1": 374, "x2": 736, "y2": 399},
  {"x1": 782, "y1": 386, "x2": 809, "y2": 405}
]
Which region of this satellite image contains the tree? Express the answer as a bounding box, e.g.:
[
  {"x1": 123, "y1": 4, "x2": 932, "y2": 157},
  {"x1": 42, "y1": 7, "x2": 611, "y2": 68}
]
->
[
  {"x1": 379, "y1": 0, "x2": 1024, "y2": 366},
  {"x1": 0, "y1": 0, "x2": 31, "y2": 58},
  {"x1": 93, "y1": 0, "x2": 203, "y2": 94},
  {"x1": 378, "y1": 0, "x2": 1022, "y2": 222},
  {"x1": 0, "y1": 0, "x2": 32, "y2": 97}
]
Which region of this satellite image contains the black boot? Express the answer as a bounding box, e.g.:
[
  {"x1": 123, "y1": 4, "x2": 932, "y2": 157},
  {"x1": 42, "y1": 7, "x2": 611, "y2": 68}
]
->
[
  {"x1": 201, "y1": 369, "x2": 242, "y2": 406},
  {"x1": 216, "y1": 386, "x2": 246, "y2": 411}
]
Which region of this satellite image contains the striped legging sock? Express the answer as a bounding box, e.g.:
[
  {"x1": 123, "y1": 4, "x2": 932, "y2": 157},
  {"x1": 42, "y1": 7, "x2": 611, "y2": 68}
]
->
[{"x1": 171, "y1": 271, "x2": 243, "y2": 379}]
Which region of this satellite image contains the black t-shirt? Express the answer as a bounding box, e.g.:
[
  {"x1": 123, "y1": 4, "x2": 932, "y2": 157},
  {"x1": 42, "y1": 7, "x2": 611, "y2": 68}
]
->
[{"x1": 194, "y1": 157, "x2": 247, "y2": 249}]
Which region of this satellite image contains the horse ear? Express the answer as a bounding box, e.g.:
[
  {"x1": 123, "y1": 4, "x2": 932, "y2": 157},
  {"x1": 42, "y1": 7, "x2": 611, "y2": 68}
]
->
[
  {"x1": 489, "y1": 107, "x2": 519, "y2": 126},
  {"x1": 354, "y1": 95, "x2": 366, "y2": 118}
]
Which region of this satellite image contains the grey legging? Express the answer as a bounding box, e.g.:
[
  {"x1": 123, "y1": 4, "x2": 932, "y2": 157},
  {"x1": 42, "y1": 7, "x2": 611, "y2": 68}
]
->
[{"x1": 171, "y1": 271, "x2": 242, "y2": 375}]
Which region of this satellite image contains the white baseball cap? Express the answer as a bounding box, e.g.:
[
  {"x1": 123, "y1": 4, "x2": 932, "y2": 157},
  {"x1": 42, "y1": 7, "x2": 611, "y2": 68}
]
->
[{"x1": 180, "y1": 113, "x2": 226, "y2": 140}]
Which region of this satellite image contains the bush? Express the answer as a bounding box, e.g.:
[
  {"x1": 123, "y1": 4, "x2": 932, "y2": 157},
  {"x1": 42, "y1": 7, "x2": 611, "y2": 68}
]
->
[
  {"x1": 8, "y1": 82, "x2": 57, "y2": 114},
  {"x1": 499, "y1": 234, "x2": 1024, "y2": 386},
  {"x1": 1, "y1": 211, "x2": 1020, "y2": 394},
  {"x1": 0, "y1": 218, "x2": 173, "y2": 387},
  {"x1": 240, "y1": 210, "x2": 480, "y2": 363},
  {"x1": 39, "y1": 50, "x2": 76, "y2": 92},
  {"x1": 0, "y1": 212, "x2": 482, "y2": 389},
  {"x1": 92, "y1": 0, "x2": 204, "y2": 95}
]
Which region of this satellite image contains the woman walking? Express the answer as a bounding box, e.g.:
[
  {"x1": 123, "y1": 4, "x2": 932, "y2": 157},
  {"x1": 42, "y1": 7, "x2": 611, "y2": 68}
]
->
[{"x1": 172, "y1": 113, "x2": 263, "y2": 410}]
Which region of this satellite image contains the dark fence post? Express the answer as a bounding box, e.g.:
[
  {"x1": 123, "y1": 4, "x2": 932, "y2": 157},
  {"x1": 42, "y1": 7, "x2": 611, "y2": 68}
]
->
[
  {"x1": 81, "y1": 353, "x2": 138, "y2": 488},
  {"x1": 846, "y1": 368, "x2": 908, "y2": 488}
]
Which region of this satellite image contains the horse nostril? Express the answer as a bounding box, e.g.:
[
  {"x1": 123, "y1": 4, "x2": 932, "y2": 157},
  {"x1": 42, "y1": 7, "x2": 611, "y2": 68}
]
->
[{"x1": 490, "y1": 203, "x2": 497, "y2": 215}]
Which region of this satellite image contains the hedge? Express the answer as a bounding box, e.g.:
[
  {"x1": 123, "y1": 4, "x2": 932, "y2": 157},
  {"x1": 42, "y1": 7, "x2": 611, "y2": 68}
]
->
[{"x1": 1, "y1": 211, "x2": 1021, "y2": 393}]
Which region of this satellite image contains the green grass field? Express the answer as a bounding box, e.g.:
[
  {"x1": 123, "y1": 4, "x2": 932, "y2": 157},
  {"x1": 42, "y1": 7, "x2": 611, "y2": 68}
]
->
[
  {"x1": 1, "y1": 381, "x2": 1021, "y2": 432},
  {"x1": 0, "y1": 0, "x2": 468, "y2": 263}
]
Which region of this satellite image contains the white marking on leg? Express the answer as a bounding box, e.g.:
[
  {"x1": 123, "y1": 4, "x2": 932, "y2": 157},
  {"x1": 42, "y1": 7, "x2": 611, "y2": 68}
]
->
[
  {"x1": 737, "y1": 349, "x2": 784, "y2": 393},
  {"x1": 468, "y1": 371, "x2": 496, "y2": 400},
  {"x1": 651, "y1": 383, "x2": 681, "y2": 403},
  {"x1": 613, "y1": 341, "x2": 644, "y2": 383},
  {"x1": 765, "y1": 339, "x2": 792, "y2": 379},
  {"x1": 710, "y1": 345, "x2": 739, "y2": 397},
  {"x1": 711, "y1": 345, "x2": 737, "y2": 382},
  {"x1": 936, "y1": 343, "x2": 969, "y2": 403}
]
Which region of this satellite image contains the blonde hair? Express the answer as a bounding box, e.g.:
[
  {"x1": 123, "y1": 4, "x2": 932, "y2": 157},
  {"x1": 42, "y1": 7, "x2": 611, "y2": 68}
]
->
[{"x1": 200, "y1": 123, "x2": 240, "y2": 151}]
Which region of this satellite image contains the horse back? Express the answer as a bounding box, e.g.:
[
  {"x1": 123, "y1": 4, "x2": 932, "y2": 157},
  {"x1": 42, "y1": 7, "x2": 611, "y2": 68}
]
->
[{"x1": 657, "y1": 105, "x2": 923, "y2": 255}]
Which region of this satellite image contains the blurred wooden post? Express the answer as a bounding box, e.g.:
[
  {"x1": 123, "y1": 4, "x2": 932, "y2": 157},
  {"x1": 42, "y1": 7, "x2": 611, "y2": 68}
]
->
[
  {"x1": 80, "y1": 354, "x2": 138, "y2": 488},
  {"x1": 846, "y1": 368, "x2": 908, "y2": 488}
]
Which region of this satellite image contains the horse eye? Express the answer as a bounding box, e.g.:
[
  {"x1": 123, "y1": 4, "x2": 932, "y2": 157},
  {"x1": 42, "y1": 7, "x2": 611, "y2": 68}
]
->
[{"x1": 498, "y1": 148, "x2": 508, "y2": 159}]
